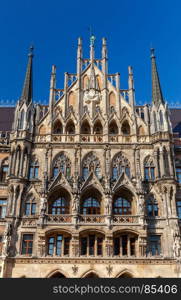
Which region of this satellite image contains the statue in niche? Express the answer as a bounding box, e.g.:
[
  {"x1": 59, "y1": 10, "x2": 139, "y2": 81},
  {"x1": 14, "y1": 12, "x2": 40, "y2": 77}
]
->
[
  {"x1": 138, "y1": 194, "x2": 145, "y2": 215},
  {"x1": 105, "y1": 196, "x2": 112, "y2": 215},
  {"x1": 72, "y1": 195, "x2": 79, "y2": 214},
  {"x1": 2, "y1": 222, "x2": 12, "y2": 256}
]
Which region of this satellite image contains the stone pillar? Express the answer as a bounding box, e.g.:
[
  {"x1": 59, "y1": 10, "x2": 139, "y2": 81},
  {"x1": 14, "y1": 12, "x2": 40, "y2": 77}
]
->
[
  {"x1": 160, "y1": 148, "x2": 165, "y2": 177},
  {"x1": 153, "y1": 151, "x2": 159, "y2": 178},
  {"x1": 71, "y1": 234, "x2": 79, "y2": 257}
]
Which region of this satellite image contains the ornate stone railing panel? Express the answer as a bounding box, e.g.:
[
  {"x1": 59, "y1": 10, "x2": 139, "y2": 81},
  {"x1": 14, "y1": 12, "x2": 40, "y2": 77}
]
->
[
  {"x1": 47, "y1": 214, "x2": 72, "y2": 223},
  {"x1": 79, "y1": 215, "x2": 105, "y2": 224},
  {"x1": 112, "y1": 215, "x2": 139, "y2": 224},
  {"x1": 21, "y1": 217, "x2": 38, "y2": 227}
]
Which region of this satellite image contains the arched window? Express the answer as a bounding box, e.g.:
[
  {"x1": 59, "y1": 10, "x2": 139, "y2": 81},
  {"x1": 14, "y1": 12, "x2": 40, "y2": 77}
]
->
[
  {"x1": 109, "y1": 120, "x2": 118, "y2": 135},
  {"x1": 29, "y1": 159, "x2": 39, "y2": 179},
  {"x1": 121, "y1": 121, "x2": 130, "y2": 135},
  {"x1": 146, "y1": 195, "x2": 158, "y2": 217},
  {"x1": 144, "y1": 156, "x2": 155, "y2": 180},
  {"x1": 49, "y1": 197, "x2": 69, "y2": 215},
  {"x1": 49, "y1": 272, "x2": 66, "y2": 278},
  {"x1": 113, "y1": 197, "x2": 131, "y2": 215},
  {"x1": 65, "y1": 120, "x2": 75, "y2": 134},
  {"x1": 112, "y1": 152, "x2": 130, "y2": 180},
  {"x1": 47, "y1": 233, "x2": 71, "y2": 256},
  {"x1": 0, "y1": 158, "x2": 9, "y2": 182},
  {"x1": 81, "y1": 197, "x2": 100, "y2": 215},
  {"x1": 24, "y1": 195, "x2": 36, "y2": 216},
  {"x1": 53, "y1": 120, "x2": 63, "y2": 134},
  {"x1": 81, "y1": 120, "x2": 91, "y2": 134},
  {"x1": 53, "y1": 153, "x2": 71, "y2": 178},
  {"x1": 82, "y1": 152, "x2": 101, "y2": 180},
  {"x1": 93, "y1": 120, "x2": 103, "y2": 134}
]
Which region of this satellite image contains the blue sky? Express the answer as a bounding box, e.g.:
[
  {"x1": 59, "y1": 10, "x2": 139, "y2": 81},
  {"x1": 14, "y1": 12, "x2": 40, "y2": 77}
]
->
[{"x1": 0, "y1": 0, "x2": 181, "y2": 106}]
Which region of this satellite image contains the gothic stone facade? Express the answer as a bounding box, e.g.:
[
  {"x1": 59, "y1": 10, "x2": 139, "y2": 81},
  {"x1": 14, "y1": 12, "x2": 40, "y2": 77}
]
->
[{"x1": 0, "y1": 38, "x2": 181, "y2": 278}]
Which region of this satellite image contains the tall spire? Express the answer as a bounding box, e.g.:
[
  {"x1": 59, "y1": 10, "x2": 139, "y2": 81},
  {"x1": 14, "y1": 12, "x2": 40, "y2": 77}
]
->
[
  {"x1": 20, "y1": 45, "x2": 34, "y2": 105},
  {"x1": 151, "y1": 48, "x2": 164, "y2": 106}
]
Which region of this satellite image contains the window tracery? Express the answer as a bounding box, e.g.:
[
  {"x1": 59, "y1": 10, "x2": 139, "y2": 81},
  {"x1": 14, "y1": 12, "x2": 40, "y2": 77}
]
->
[
  {"x1": 112, "y1": 153, "x2": 130, "y2": 180},
  {"x1": 53, "y1": 153, "x2": 71, "y2": 178}
]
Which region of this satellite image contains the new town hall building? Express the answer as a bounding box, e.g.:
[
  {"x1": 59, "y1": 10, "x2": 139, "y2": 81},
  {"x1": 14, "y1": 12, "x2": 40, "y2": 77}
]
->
[{"x1": 0, "y1": 37, "x2": 181, "y2": 278}]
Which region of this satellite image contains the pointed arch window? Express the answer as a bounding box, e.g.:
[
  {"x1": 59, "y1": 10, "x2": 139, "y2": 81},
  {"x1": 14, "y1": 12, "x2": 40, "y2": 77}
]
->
[
  {"x1": 53, "y1": 153, "x2": 71, "y2": 179},
  {"x1": 82, "y1": 152, "x2": 101, "y2": 180},
  {"x1": 53, "y1": 120, "x2": 63, "y2": 134},
  {"x1": 81, "y1": 197, "x2": 100, "y2": 215},
  {"x1": 113, "y1": 197, "x2": 131, "y2": 215},
  {"x1": 0, "y1": 158, "x2": 9, "y2": 182},
  {"x1": 25, "y1": 195, "x2": 36, "y2": 216},
  {"x1": 29, "y1": 159, "x2": 39, "y2": 179},
  {"x1": 112, "y1": 153, "x2": 130, "y2": 180},
  {"x1": 121, "y1": 121, "x2": 130, "y2": 135},
  {"x1": 65, "y1": 120, "x2": 75, "y2": 134},
  {"x1": 146, "y1": 195, "x2": 158, "y2": 217},
  {"x1": 93, "y1": 120, "x2": 103, "y2": 134},
  {"x1": 49, "y1": 197, "x2": 69, "y2": 215},
  {"x1": 109, "y1": 120, "x2": 118, "y2": 135},
  {"x1": 81, "y1": 120, "x2": 91, "y2": 134},
  {"x1": 144, "y1": 156, "x2": 155, "y2": 180}
]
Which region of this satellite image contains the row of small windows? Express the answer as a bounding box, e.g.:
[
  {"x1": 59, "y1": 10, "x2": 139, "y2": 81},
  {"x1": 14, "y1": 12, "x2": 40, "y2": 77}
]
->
[
  {"x1": 1, "y1": 151, "x2": 179, "y2": 183},
  {"x1": 2, "y1": 195, "x2": 181, "y2": 219},
  {"x1": 20, "y1": 233, "x2": 161, "y2": 257},
  {"x1": 51, "y1": 119, "x2": 131, "y2": 136},
  {"x1": 22, "y1": 196, "x2": 158, "y2": 217}
]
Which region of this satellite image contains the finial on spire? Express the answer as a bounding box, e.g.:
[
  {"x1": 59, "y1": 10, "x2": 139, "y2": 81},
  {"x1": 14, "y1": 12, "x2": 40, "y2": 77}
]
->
[
  {"x1": 28, "y1": 45, "x2": 34, "y2": 57},
  {"x1": 150, "y1": 48, "x2": 155, "y2": 58}
]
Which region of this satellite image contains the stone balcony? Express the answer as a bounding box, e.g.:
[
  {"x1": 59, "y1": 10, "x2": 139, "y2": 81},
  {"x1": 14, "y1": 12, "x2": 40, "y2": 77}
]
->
[
  {"x1": 20, "y1": 214, "x2": 141, "y2": 227},
  {"x1": 34, "y1": 131, "x2": 172, "y2": 145}
]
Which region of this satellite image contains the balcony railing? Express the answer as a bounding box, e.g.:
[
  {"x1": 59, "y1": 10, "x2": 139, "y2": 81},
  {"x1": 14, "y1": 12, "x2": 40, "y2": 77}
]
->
[
  {"x1": 112, "y1": 215, "x2": 139, "y2": 224},
  {"x1": 47, "y1": 214, "x2": 72, "y2": 224},
  {"x1": 79, "y1": 215, "x2": 105, "y2": 224}
]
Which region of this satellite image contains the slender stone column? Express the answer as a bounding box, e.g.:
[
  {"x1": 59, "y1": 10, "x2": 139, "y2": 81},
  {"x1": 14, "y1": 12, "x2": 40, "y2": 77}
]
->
[{"x1": 159, "y1": 149, "x2": 165, "y2": 177}]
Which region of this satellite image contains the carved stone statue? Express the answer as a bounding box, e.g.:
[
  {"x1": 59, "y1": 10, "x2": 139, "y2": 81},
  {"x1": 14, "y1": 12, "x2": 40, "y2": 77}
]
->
[
  {"x1": 173, "y1": 235, "x2": 180, "y2": 258},
  {"x1": 138, "y1": 194, "x2": 145, "y2": 215},
  {"x1": 2, "y1": 222, "x2": 12, "y2": 256},
  {"x1": 72, "y1": 195, "x2": 80, "y2": 214},
  {"x1": 40, "y1": 196, "x2": 47, "y2": 217},
  {"x1": 105, "y1": 196, "x2": 112, "y2": 215}
]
